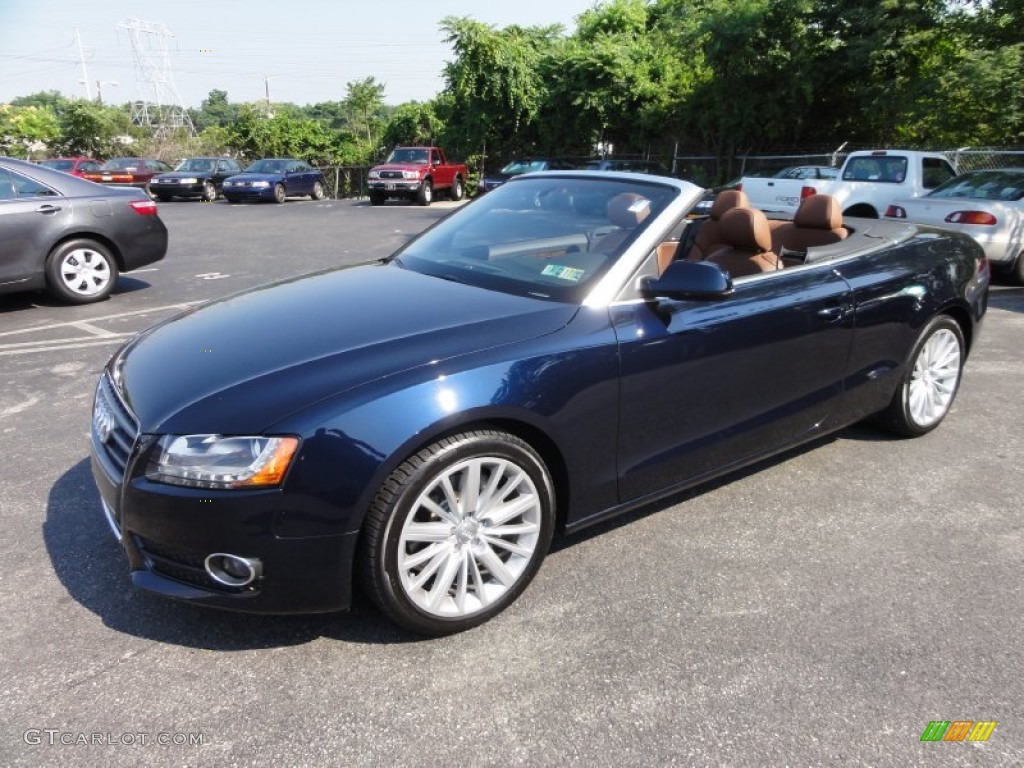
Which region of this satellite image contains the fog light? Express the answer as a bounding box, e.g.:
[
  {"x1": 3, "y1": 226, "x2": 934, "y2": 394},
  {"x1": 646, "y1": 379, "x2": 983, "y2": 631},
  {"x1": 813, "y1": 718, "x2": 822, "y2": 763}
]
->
[{"x1": 204, "y1": 553, "x2": 262, "y2": 587}]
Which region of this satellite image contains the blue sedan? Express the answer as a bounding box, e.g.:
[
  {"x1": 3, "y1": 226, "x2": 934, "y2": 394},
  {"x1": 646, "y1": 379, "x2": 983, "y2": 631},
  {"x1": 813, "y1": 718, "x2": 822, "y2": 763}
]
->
[
  {"x1": 221, "y1": 158, "x2": 326, "y2": 203},
  {"x1": 90, "y1": 173, "x2": 988, "y2": 635}
]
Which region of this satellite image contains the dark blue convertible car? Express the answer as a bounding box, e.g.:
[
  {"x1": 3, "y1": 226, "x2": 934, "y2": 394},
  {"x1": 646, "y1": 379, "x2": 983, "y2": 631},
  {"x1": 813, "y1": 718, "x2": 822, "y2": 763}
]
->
[
  {"x1": 221, "y1": 158, "x2": 325, "y2": 204},
  {"x1": 90, "y1": 173, "x2": 988, "y2": 635}
]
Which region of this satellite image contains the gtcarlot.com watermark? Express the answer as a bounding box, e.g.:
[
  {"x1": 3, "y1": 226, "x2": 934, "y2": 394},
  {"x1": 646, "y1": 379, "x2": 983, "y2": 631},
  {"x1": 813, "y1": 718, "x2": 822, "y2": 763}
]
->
[{"x1": 23, "y1": 729, "x2": 207, "y2": 747}]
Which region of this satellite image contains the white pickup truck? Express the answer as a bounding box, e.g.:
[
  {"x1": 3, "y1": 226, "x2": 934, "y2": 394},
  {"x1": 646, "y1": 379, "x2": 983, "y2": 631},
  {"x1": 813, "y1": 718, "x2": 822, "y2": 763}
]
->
[{"x1": 739, "y1": 150, "x2": 958, "y2": 218}]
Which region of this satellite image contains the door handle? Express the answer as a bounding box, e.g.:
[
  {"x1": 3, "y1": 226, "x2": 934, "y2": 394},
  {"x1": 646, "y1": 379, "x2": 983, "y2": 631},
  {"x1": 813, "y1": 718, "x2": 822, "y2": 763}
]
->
[
  {"x1": 36, "y1": 204, "x2": 62, "y2": 214},
  {"x1": 816, "y1": 305, "x2": 847, "y2": 321}
]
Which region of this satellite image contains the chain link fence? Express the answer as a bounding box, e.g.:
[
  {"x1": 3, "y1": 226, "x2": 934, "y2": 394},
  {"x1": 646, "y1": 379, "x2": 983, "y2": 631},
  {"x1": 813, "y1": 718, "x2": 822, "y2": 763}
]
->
[{"x1": 672, "y1": 148, "x2": 1024, "y2": 187}]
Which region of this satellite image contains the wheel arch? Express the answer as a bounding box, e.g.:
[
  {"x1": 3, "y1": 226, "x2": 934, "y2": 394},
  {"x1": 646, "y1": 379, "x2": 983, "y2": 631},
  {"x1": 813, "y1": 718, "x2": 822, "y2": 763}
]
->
[
  {"x1": 353, "y1": 413, "x2": 572, "y2": 538},
  {"x1": 47, "y1": 231, "x2": 125, "y2": 271},
  {"x1": 939, "y1": 302, "x2": 974, "y2": 355}
]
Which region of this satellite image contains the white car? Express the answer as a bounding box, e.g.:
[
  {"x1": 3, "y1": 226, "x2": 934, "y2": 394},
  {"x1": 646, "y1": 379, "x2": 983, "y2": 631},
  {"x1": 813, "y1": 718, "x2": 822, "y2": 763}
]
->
[{"x1": 885, "y1": 168, "x2": 1024, "y2": 283}]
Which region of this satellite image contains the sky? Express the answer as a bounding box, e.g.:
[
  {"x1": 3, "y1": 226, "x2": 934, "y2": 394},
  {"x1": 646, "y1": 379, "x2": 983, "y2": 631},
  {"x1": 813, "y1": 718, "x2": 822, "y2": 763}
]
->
[{"x1": 0, "y1": 0, "x2": 598, "y2": 108}]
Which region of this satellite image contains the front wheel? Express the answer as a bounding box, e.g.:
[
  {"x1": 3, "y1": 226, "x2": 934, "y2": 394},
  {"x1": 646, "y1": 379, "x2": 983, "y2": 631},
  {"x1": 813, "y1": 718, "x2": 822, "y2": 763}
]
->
[
  {"x1": 311, "y1": 180, "x2": 325, "y2": 200},
  {"x1": 273, "y1": 183, "x2": 287, "y2": 204},
  {"x1": 450, "y1": 176, "x2": 464, "y2": 201},
  {"x1": 416, "y1": 180, "x2": 433, "y2": 206},
  {"x1": 359, "y1": 430, "x2": 555, "y2": 636},
  {"x1": 45, "y1": 239, "x2": 119, "y2": 304},
  {"x1": 878, "y1": 315, "x2": 965, "y2": 437},
  {"x1": 369, "y1": 192, "x2": 385, "y2": 206}
]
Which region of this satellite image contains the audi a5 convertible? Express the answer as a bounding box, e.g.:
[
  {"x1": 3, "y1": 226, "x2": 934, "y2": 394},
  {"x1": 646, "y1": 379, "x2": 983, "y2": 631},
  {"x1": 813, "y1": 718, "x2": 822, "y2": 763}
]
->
[{"x1": 90, "y1": 173, "x2": 988, "y2": 635}]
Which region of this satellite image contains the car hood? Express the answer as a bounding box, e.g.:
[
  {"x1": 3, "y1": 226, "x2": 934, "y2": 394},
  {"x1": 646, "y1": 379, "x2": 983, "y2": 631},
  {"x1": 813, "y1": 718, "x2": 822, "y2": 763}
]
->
[
  {"x1": 153, "y1": 171, "x2": 212, "y2": 180},
  {"x1": 225, "y1": 172, "x2": 284, "y2": 182},
  {"x1": 116, "y1": 263, "x2": 577, "y2": 434}
]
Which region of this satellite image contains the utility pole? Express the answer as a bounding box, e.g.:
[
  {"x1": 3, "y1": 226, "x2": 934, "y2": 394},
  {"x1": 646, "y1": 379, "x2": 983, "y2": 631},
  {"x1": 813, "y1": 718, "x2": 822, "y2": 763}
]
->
[
  {"x1": 263, "y1": 75, "x2": 273, "y2": 116},
  {"x1": 95, "y1": 80, "x2": 119, "y2": 105},
  {"x1": 75, "y1": 28, "x2": 92, "y2": 100}
]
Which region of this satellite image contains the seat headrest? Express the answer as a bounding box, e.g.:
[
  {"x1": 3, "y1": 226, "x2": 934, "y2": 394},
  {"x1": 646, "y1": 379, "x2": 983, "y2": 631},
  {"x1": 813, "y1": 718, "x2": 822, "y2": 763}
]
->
[
  {"x1": 607, "y1": 193, "x2": 651, "y2": 228},
  {"x1": 794, "y1": 194, "x2": 842, "y2": 230},
  {"x1": 717, "y1": 207, "x2": 772, "y2": 252},
  {"x1": 710, "y1": 189, "x2": 750, "y2": 220}
]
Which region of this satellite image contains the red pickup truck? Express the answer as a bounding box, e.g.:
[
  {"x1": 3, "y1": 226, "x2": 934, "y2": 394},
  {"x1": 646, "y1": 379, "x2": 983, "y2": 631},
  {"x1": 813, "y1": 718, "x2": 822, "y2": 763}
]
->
[{"x1": 368, "y1": 147, "x2": 467, "y2": 206}]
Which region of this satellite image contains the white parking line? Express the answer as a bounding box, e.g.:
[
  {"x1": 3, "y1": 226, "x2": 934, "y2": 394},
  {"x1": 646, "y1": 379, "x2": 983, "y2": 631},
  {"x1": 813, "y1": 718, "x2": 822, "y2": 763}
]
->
[
  {"x1": 0, "y1": 337, "x2": 133, "y2": 356},
  {"x1": 0, "y1": 303, "x2": 196, "y2": 338}
]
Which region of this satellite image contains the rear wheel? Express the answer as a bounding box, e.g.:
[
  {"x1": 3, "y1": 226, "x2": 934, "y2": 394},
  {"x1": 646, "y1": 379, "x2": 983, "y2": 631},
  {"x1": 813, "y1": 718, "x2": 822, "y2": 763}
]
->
[
  {"x1": 416, "y1": 180, "x2": 433, "y2": 206},
  {"x1": 202, "y1": 180, "x2": 217, "y2": 202},
  {"x1": 45, "y1": 239, "x2": 119, "y2": 304},
  {"x1": 878, "y1": 315, "x2": 965, "y2": 437},
  {"x1": 1012, "y1": 250, "x2": 1024, "y2": 286},
  {"x1": 450, "y1": 176, "x2": 464, "y2": 201},
  {"x1": 273, "y1": 183, "x2": 287, "y2": 204},
  {"x1": 311, "y1": 180, "x2": 325, "y2": 200},
  {"x1": 359, "y1": 430, "x2": 555, "y2": 636}
]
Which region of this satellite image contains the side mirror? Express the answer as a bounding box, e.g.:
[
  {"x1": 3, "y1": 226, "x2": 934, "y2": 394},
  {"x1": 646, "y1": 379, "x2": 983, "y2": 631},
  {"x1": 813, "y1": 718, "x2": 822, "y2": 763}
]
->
[{"x1": 640, "y1": 260, "x2": 733, "y2": 300}]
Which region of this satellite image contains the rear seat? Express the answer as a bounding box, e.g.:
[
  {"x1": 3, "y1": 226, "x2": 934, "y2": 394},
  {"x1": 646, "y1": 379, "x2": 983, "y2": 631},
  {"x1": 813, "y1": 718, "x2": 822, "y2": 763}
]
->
[{"x1": 681, "y1": 189, "x2": 750, "y2": 262}]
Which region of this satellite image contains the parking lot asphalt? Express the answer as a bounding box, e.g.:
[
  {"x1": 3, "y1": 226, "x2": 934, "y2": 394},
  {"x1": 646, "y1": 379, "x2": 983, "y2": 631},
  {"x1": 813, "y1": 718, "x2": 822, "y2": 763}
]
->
[{"x1": 1, "y1": 197, "x2": 1022, "y2": 767}]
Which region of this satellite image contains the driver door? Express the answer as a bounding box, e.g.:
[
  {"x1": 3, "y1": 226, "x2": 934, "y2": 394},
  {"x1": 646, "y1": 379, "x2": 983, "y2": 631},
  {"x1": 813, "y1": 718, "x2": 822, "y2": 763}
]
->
[{"x1": 613, "y1": 263, "x2": 854, "y2": 501}]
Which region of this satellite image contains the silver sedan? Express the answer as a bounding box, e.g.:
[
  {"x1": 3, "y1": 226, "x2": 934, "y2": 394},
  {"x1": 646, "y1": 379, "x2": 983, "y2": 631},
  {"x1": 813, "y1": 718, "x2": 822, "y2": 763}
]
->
[{"x1": 885, "y1": 168, "x2": 1024, "y2": 283}]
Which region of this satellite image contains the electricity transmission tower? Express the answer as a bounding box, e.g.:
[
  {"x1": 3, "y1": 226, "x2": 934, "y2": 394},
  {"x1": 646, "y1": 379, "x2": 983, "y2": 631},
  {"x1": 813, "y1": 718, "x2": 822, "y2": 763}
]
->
[{"x1": 116, "y1": 18, "x2": 195, "y2": 137}]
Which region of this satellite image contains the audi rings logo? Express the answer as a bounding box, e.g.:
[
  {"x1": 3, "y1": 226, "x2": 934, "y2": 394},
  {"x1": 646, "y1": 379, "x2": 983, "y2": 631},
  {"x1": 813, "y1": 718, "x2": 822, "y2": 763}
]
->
[{"x1": 93, "y1": 398, "x2": 115, "y2": 444}]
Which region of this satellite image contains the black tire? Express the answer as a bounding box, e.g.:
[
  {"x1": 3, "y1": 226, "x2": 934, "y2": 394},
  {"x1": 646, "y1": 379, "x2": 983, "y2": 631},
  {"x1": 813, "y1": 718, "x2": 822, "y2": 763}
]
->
[
  {"x1": 877, "y1": 315, "x2": 965, "y2": 437},
  {"x1": 225, "y1": 195, "x2": 240, "y2": 204},
  {"x1": 358, "y1": 430, "x2": 555, "y2": 636},
  {"x1": 273, "y1": 183, "x2": 287, "y2": 204},
  {"x1": 202, "y1": 180, "x2": 217, "y2": 202},
  {"x1": 450, "y1": 175, "x2": 464, "y2": 201},
  {"x1": 311, "y1": 180, "x2": 325, "y2": 200},
  {"x1": 369, "y1": 192, "x2": 385, "y2": 206},
  {"x1": 416, "y1": 180, "x2": 433, "y2": 206},
  {"x1": 155, "y1": 194, "x2": 172, "y2": 203},
  {"x1": 1011, "y1": 250, "x2": 1024, "y2": 286},
  {"x1": 45, "y1": 238, "x2": 119, "y2": 304}
]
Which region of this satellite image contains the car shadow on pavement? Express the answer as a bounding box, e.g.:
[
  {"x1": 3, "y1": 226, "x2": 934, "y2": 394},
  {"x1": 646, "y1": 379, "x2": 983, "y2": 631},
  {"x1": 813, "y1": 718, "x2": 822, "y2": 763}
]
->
[
  {"x1": 44, "y1": 459, "x2": 430, "y2": 648},
  {"x1": 549, "y1": 425, "x2": 896, "y2": 553}
]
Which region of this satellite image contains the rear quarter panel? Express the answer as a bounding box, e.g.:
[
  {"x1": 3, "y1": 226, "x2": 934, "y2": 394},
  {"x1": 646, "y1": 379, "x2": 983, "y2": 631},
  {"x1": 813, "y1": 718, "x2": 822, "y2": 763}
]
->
[{"x1": 831, "y1": 222, "x2": 985, "y2": 422}]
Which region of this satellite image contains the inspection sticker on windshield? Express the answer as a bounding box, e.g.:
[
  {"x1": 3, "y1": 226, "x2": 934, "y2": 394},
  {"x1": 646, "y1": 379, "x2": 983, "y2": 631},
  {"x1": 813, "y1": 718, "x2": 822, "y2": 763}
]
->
[{"x1": 541, "y1": 264, "x2": 584, "y2": 282}]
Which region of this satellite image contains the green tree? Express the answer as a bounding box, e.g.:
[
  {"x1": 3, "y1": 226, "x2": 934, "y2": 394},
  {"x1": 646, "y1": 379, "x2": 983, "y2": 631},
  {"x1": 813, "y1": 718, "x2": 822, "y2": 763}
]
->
[
  {"x1": 439, "y1": 16, "x2": 563, "y2": 160},
  {"x1": 381, "y1": 101, "x2": 443, "y2": 149},
  {"x1": 342, "y1": 76, "x2": 387, "y2": 150},
  {"x1": 0, "y1": 103, "x2": 61, "y2": 158},
  {"x1": 55, "y1": 100, "x2": 132, "y2": 157},
  {"x1": 193, "y1": 89, "x2": 240, "y2": 131}
]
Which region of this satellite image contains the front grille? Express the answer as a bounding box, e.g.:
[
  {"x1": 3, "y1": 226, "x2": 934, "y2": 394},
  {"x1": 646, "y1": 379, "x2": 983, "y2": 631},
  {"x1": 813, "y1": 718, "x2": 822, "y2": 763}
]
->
[
  {"x1": 135, "y1": 536, "x2": 244, "y2": 593},
  {"x1": 379, "y1": 170, "x2": 405, "y2": 180},
  {"x1": 93, "y1": 374, "x2": 139, "y2": 480}
]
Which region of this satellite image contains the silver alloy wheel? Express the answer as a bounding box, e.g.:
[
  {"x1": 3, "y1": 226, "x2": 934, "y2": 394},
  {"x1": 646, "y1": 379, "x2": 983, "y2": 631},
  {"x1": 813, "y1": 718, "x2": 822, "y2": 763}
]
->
[
  {"x1": 59, "y1": 246, "x2": 112, "y2": 297},
  {"x1": 906, "y1": 327, "x2": 962, "y2": 427},
  {"x1": 397, "y1": 456, "x2": 542, "y2": 618}
]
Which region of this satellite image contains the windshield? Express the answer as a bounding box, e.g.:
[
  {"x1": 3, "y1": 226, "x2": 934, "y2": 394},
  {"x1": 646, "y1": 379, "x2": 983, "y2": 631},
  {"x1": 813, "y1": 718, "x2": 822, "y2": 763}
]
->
[
  {"x1": 499, "y1": 160, "x2": 550, "y2": 175},
  {"x1": 386, "y1": 148, "x2": 429, "y2": 165},
  {"x1": 394, "y1": 176, "x2": 678, "y2": 303},
  {"x1": 176, "y1": 158, "x2": 215, "y2": 172},
  {"x1": 100, "y1": 158, "x2": 141, "y2": 171},
  {"x1": 927, "y1": 170, "x2": 1024, "y2": 202},
  {"x1": 40, "y1": 159, "x2": 74, "y2": 171},
  {"x1": 244, "y1": 159, "x2": 288, "y2": 174}
]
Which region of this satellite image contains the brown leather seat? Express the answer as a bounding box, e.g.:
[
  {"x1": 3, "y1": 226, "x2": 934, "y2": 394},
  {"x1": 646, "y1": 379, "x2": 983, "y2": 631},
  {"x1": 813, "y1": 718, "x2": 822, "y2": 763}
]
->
[
  {"x1": 705, "y1": 208, "x2": 781, "y2": 277},
  {"x1": 770, "y1": 194, "x2": 848, "y2": 254},
  {"x1": 683, "y1": 188, "x2": 750, "y2": 261},
  {"x1": 591, "y1": 192, "x2": 651, "y2": 253}
]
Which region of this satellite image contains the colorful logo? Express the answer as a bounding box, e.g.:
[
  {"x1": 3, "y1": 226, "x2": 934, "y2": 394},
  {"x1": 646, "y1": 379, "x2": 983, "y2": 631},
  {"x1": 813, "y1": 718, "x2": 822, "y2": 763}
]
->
[{"x1": 921, "y1": 721, "x2": 997, "y2": 742}]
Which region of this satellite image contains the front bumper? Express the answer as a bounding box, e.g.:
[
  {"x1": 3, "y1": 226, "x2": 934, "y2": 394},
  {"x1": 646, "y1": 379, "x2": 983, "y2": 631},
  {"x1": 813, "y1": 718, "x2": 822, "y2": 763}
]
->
[
  {"x1": 150, "y1": 181, "x2": 207, "y2": 198},
  {"x1": 89, "y1": 378, "x2": 357, "y2": 614},
  {"x1": 222, "y1": 184, "x2": 275, "y2": 200},
  {"x1": 368, "y1": 180, "x2": 420, "y2": 195}
]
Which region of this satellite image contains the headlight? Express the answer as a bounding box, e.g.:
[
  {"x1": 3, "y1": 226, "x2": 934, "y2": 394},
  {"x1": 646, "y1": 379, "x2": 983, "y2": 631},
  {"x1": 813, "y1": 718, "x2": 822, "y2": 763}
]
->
[
  {"x1": 368, "y1": 170, "x2": 380, "y2": 179},
  {"x1": 403, "y1": 171, "x2": 419, "y2": 180},
  {"x1": 179, "y1": 177, "x2": 198, "y2": 184},
  {"x1": 146, "y1": 434, "x2": 299, "y2": 489},
  {"x1": 252, "y1": 181, "x2": 271, "y2": 188},
  {"x1": 223, "y1": 181, "x2": 234, "y2": 187}
]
